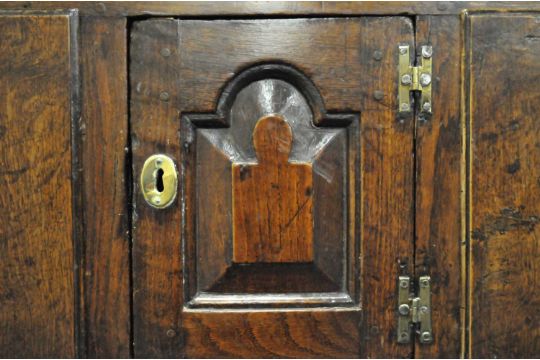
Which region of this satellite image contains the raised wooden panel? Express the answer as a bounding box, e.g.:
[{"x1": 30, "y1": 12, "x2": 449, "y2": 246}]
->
[
  {"x1": 182, "y1": 69, "x2": 359, "y2": 308},
  {"x1": 467, "y1": 13, "x2": 540, "y2": 358},
  {"x1": 232, "y1": 115, "x2": 314, "y2": 264},
  {"x1": 0, "y1": 12, "x2": 77, "y2": 357}
]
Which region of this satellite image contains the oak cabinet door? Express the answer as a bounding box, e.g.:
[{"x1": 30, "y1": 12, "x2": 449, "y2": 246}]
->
[{"x1": 130, "y1": 18, "x2": 415, "y2": 358}]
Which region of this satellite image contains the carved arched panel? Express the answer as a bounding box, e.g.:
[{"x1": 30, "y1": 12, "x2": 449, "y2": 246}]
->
[{"x1": 181, "y1": 65, "x2": 359, "y2": 308}]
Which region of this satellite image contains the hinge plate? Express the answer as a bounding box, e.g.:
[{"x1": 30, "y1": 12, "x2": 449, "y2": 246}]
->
[
  {"x1": 398, "y1": 44, "x2": 433, "y2": 115},
  {"x1": 397, "y1": 275, "x2": 433, "y2": 344}
]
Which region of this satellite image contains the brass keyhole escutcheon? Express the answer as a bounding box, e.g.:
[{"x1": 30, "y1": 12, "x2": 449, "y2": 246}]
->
[{"x1": 140, "y1": 154, "x2": 178, "y2": 209}]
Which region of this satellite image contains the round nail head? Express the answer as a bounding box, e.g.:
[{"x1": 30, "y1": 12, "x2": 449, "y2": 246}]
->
[
  {"x1": 373, "y1": 50, "x2": 383, "y2": 61},
  {"x1": 401, "y1": 74, "x2": 412, "y2": 85},
  {"x1": 374, "y1": 90, "x2": 384, "y2": 101},
  {"x1": 421, "y1": 331, "x2": 433, "y2": 343},
  {"x1": 159, "y1": 92, "x2": 170, "y2": 102},
  {"x1": 160, "y1": 48, "x2": 171, "y2": 57},
  {"x1": 398, "y1": 304, "x2": 410, "y2": 316},
  {"x1": 420, "y1": 73, "x2": 432, "y2": 87}
]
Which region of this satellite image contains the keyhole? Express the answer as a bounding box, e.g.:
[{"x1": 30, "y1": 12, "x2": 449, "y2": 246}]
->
[{"x1": 156, "y1": 168, "x2": 164, "y2": 192}]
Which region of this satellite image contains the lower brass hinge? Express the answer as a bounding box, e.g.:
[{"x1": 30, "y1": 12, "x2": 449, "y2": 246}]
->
[
  {"x1": 398, "y1": 44, "x2": 433, "y2": 115},
  {"x1": 397, "y1": 275, "x2": 433, "y2": 344}
]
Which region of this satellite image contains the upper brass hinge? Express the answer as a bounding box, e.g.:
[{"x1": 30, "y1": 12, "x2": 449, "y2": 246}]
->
[
  {"x1": 398, "y1": 44, "x2": 433, "y2": 115},
  {"x1": 397, "y1": 275, "x2": 433, "y2": 345}
]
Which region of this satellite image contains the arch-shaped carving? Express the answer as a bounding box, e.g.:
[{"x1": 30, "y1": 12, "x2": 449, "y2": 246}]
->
[
  {"x1": 180, "y1": 63, "x2": 360, "y2": 308},
  {"x1": 184, "y1": 63, "x2": 357, "y2": 128}
]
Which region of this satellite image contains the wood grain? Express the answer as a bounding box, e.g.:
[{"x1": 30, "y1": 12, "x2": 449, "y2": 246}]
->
[
  {"x1": 183, "y1": 310, "x2": 360, "y2": 358},
  {"x1": 208, "y1": 263, "x2": 339, "y2": 293},
  {"x1": 130, "y1": 19, "x2": 184, "y2": 358},
  {"x1": 176, "y1": 18, "x2": 364, "y2": 357},
  {"x1": 178, "y1": 18, "x2": 365, "y2": 114},
  {"x1": 0, "y1": 13, "x2": 76, "y2": 357},
  {"x1": 80, "y1": 17, "x2": 130, "y2": 358},
  {"x1": 415, "y1": 15, "x2": 463, "y2": 357},
  {"x1": 2, "y1": 2, "x2": 540, "y2": 17},
  {"x1": 233, "y1": 115, "x2": 313, "y2": 263},
  {"x1": 467, "y1": 13, "x2": 540, "y2": 358},
  {"x1": 132, "y1": 16, "x2": 416, "y2": 357},
  {"x1": 183, "y1": 74, "x2": 354, "y2": 299},
  {"x1": 357, "y1": 17, "x2": 415, "y2": 358},
  {"x1": 1, "y1": 5, "x2": 540, "y2": 358},
  {"x1": 191, "y1": 131, "x2": 232, "y2": 294}
]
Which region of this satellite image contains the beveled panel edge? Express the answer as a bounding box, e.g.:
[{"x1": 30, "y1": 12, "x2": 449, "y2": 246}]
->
[{"x1": 186, "y1": 292, "x2": 357, "y2": 310}]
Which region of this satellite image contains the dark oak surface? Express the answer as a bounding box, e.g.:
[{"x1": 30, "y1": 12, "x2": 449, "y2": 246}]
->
[
  {"x1": 232, "y1": 115, "x2": 314, "y2": 263},
  {"x1": 357, "y1": 17, "x2": 415, "y2": 358},
  {"x1": 1, "y1": 3, "x2": 539, "y2": 359},
  {"x1": 169, "y1": 17, "x2": 369, "y2": 358},
  {"x1": 130, "y1": 19, "x2": 184, "y2": 358},
  {"x1": 0, "y1": 13, "x2": 77, "y2": 357},
  {"x1": 415, "y1": 15, "x2": 463, "y2": 358},
  {"x1": 183, "y1": 310, "x2": 360, "y2": 358},
  {"x1": 467, "y1": 13, "x2": 540, "y2": 358},
  {"x1": 182, "y1": 69, "x2": 357, "y2": 306},
  {"x1": 130, "y1": 16, "x2": 414, "y2": 357},
  {"x1": 80, "y1": 17, "x2": 131, "y2": 358}
]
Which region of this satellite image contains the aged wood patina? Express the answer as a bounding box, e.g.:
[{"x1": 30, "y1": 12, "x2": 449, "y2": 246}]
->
[{"x1": 0, "y1": 2, "x2": 539, "y2": 358}]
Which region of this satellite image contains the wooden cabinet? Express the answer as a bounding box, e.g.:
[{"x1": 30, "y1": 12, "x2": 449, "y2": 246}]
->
[{"x1": 0, "y1": 3, "x2": 538, "y2": 358}]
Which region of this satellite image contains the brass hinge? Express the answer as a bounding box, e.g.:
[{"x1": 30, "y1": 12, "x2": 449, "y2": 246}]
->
[
  {"x1": 398, "y1": 44, "x2": 433, "y2": 115},
  {"x1": 397, "y1": 275, "x2": 433, "y2": 344}
]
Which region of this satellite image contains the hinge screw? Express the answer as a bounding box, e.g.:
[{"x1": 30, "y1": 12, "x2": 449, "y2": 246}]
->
[
  {"x1": 421, "y1": 331, "x2": 433, "y2": 343},
  {"x1": 401, "y1": 73, "x2": 412, "y2": 85},
  {"x1": 400, "y1": 103, "x2": 410, "y2": 112},
  {"x1": 422, "y1": 45, "x2": 433, "y2": 58},
  {"x1": 421, "y1": 278, "x2": 430, "y2": 287},
  {"x1": 420, "y1": 305, "x2": 429, "y2": 314},
  {"x1": 420, "y1": 73, "x2": 432, "y2": 87},
  {"x1": 422, "y1": 102, "x2": 432, "y2": 112},
  {"x1": 398, "y1": 304, "x2": 410, "y2": 316},
  {"x1": 399, "y1": 46, "x2": 408, "y2": 55},
  {"x1": 400, "y1": 332, "x2": 409, "y2": 341},
  {"x1": 399, "y1": 279, "x2": 409, "y2": 288}
]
